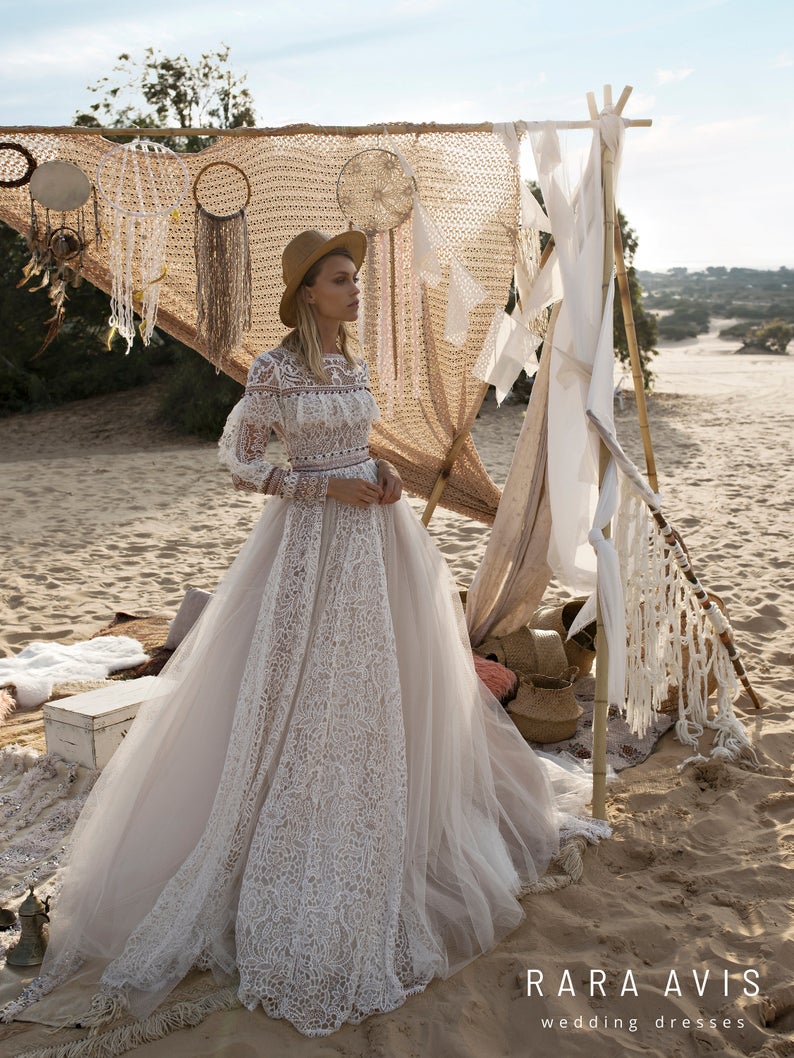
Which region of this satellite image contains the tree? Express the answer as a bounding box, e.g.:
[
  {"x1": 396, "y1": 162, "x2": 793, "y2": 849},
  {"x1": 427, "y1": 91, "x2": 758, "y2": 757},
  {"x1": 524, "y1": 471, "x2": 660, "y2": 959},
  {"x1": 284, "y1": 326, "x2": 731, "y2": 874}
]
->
[
  {"x1": 522, "y1": 185, "x2": 658, "y2": 390},
  {"x1": 750, "y1": 319, "x2": 792, "y2": 355},
  {"x1": 0, "y1": 224, "x2": 161, "y2": 414},
  {"x1": 74, "y1": 44, "x2": 257, "y2": 153},
  {"x1": 73, "y1": 46, "x2": 256, "y2": 433},
  {"x1": 612, "y1": 210, "x2": 658, "y2": 389}
]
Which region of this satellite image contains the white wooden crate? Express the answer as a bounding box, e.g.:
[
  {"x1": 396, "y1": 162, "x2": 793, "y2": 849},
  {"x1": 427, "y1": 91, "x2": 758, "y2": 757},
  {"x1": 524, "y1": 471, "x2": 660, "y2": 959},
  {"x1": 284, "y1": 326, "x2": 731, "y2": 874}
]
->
[{"x1": 44, "y1": 677, "x2": 157, "y2": 769}]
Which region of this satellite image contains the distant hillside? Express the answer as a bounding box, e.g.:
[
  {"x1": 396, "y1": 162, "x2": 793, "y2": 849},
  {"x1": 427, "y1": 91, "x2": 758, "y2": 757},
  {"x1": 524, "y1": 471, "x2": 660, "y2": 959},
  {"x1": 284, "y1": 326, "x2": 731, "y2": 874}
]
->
[{"x1": 636, "y1": 266, "x2": 794, "y2": 342}]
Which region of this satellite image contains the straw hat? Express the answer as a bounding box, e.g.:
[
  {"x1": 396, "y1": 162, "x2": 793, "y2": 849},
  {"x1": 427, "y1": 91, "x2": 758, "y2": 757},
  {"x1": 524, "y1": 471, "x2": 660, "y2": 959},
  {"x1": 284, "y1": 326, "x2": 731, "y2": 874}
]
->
[
  {"x1": 475, "y1": 627, "x2": 567, "y2": 681},
  {"x1": 532, "y1": 597, "x2": 597, "y2": 677},
  {"x1": 279, "y1": 229, "x2": 367, "y2": 327}
]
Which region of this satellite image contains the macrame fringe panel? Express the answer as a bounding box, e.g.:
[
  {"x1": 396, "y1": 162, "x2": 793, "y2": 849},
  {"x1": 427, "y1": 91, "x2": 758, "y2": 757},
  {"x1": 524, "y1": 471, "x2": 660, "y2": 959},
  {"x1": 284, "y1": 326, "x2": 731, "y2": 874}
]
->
[
  {"x1": 614, "y1": 478, "x2": 753, "y2": 767},
  {"x1": 194, "y1": 206, "x2": 252, "y2": 371}
]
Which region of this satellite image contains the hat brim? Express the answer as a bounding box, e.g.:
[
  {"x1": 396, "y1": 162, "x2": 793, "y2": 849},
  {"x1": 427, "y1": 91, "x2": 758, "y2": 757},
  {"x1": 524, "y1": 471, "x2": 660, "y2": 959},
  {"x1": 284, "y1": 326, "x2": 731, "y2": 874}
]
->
[{"x1": 279, "y1": 230, "x2": 368, "y2": 328}]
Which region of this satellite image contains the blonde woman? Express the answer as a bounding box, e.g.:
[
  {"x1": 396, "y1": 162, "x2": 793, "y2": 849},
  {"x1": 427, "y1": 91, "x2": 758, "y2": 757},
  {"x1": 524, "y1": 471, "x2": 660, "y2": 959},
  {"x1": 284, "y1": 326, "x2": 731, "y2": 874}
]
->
[{"x1": 4, "y1": 231, "x2": 601, "y2": 1041}]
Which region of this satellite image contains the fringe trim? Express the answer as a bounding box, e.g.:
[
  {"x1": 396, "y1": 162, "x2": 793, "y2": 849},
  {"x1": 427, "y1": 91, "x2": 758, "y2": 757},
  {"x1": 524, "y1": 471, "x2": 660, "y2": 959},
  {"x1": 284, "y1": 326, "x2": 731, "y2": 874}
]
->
[
  {"x1": 615, "y1": 480, "x2": 753, "y2": 768},
  {"x1": 12, "y1": 986, "x2": 241, "y2": 1058}
]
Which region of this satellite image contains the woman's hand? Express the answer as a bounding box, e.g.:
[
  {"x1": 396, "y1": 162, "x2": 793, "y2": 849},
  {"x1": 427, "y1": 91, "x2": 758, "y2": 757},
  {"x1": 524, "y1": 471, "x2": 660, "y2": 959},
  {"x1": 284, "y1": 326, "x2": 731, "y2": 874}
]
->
[
  {"x1": 326, "y1": 477, "x2": 384, "y2": 507},
  {"x1": 377, "y1": 460, "x2": 402, "y2": 505}
]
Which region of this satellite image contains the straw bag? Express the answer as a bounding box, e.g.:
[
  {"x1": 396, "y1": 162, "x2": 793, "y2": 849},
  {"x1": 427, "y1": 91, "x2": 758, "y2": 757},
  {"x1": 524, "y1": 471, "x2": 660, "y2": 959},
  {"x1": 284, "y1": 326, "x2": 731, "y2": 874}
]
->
[
  {"x1": 507, "y1": 666, "x2": 583, "y2": 744},
  {"x1": 531, "y1": 597, "x2": 596, "y2": 677},
  {"x1": 475, "y1": 627, "x2": 567, "y2": 682}
]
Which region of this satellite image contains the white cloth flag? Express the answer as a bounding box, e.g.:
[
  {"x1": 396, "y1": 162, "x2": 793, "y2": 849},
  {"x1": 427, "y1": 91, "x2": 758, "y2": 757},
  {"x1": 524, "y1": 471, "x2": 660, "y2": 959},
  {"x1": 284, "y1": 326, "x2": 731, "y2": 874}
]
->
[{"x1": 472, "y1": 309, "x2": 541, "y2": 404}]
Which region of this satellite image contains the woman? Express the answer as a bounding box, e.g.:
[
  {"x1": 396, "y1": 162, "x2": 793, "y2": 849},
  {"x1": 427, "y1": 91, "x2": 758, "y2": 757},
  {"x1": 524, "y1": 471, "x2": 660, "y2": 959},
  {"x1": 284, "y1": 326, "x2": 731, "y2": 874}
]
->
[{"x1": 2, "y1": 230, "x2": 602, "y2": 1040}]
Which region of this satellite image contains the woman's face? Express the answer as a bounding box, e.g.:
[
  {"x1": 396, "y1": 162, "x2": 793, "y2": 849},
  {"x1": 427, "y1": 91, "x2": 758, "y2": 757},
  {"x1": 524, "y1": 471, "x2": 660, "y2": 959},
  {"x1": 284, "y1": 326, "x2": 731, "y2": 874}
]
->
[{"x1": 302, "y1": 254, "x2": 360, "y2": 325}]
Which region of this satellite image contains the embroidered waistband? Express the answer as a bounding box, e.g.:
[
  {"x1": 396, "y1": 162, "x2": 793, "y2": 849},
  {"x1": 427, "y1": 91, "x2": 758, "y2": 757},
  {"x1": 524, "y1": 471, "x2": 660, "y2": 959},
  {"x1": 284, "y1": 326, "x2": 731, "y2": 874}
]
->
[{"x1": 292, "y1": 447, "x2": 372, "y2": 472}]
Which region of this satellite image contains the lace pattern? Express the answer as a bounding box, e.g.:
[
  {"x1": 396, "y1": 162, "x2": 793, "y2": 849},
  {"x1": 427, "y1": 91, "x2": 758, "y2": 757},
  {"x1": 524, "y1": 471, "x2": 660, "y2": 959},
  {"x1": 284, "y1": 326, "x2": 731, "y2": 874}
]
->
[{"x1": 218, "y1": 348, "x2": 380, "y2": 502}]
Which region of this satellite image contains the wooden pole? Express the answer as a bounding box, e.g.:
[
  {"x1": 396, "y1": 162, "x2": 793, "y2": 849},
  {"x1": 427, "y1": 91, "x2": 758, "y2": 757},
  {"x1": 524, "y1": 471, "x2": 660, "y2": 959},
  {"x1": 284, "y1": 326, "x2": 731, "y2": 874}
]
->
[
  {"x1": 614, "y1": 218, "x2": 659, "y2": 491},
  {"x1": 421, "y1": 384, "x2": 489, "y2": 527},
  {"x1": 0, "y1": 119, "x2": 652, "y2": 139},
  {"x1": 591, "y1": 87, "x2": 617, "y2": 822}
]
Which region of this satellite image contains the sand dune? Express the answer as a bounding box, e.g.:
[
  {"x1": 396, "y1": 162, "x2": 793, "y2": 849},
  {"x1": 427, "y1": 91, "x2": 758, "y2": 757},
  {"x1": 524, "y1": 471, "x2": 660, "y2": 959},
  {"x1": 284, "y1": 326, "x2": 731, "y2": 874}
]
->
[{"x1": 1, "y1": 328, "x2": 792, "y2": 1057}]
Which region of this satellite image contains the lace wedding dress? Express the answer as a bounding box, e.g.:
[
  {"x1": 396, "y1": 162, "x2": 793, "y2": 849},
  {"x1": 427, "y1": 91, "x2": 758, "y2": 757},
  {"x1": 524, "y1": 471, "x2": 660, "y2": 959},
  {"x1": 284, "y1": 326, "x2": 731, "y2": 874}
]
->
[{"x1": 5, "y1": 349, "x2": 604, "y2": 1038}]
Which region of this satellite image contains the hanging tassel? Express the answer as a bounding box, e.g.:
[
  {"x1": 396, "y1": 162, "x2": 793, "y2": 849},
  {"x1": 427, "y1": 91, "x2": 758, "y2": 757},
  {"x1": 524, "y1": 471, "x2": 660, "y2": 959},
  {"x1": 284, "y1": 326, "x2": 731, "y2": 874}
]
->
[{"x1": 194, "y1": 205, "x2": 252, "y2": 372}]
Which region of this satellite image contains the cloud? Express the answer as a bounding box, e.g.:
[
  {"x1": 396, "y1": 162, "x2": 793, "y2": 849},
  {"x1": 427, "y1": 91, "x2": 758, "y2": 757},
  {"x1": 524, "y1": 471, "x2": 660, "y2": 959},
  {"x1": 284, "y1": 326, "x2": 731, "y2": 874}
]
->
[
  {"x1": 771, "y1": 52, "x2": 793, "y2": 69},
  {"x1": 655, "y1": 68, "x2": 694, "y2": 85}
]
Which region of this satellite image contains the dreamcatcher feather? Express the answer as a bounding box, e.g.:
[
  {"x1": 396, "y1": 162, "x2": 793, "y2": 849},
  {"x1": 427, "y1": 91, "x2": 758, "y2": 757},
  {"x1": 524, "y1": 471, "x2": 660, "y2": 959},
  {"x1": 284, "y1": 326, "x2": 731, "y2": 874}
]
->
[
  {"x1": 97, "y1": 141, "x2": 188, "y2": 352},
  {"x1": 11, "y1": 157, "x2": 100, "y2": 355}
]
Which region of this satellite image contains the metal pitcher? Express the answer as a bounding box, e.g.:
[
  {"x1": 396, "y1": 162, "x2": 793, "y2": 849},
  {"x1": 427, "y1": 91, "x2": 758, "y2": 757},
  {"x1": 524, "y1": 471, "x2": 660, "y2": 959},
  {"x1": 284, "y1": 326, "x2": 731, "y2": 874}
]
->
[{"x1": 6, "y1": 884, "x2": 50, "y2": 967}]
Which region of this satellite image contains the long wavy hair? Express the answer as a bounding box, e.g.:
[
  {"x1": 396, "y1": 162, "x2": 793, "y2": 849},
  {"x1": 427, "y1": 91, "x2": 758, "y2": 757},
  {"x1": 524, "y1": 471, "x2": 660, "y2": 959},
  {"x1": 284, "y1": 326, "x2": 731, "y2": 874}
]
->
[{"x1": 282, "y1": 250, "x2": 358, "y2": 383}]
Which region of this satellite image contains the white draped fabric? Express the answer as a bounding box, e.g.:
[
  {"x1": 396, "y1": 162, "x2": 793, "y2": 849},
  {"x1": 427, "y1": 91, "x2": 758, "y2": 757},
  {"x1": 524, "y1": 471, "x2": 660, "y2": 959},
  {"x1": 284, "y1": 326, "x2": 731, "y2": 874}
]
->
[{"x1": 469, "y1": 112, "x2": 652, "y2": 706}]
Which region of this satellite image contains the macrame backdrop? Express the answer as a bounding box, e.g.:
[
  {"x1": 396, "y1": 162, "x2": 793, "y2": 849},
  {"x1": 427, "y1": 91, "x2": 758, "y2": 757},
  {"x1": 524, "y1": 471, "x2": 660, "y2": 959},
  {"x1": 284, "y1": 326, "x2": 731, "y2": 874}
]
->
[{"x1": 0, "y1": 128, "x2": 521, "y2": 523}]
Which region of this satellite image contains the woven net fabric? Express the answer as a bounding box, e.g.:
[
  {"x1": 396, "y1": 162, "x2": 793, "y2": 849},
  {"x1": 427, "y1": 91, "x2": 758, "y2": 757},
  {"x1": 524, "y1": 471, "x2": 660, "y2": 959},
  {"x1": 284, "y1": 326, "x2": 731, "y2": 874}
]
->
[{"x1": 0, "y1": 128, "x2": 522, "y2": 523}]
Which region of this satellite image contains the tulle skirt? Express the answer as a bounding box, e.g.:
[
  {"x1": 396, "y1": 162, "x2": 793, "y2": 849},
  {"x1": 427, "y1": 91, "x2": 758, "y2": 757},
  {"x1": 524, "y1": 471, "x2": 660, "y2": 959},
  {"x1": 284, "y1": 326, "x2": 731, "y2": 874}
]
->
[{"x1": 22, "y1": 459, "x2": 597, "y2": 1037}]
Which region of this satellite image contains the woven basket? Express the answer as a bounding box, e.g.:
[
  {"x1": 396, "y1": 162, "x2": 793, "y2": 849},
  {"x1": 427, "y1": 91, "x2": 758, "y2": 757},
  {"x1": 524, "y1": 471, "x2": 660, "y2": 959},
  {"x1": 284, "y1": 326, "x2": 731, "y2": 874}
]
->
[
  {"x1": 659, "y1": 592, "x2": 728, "y2": 715},
  {"x1": 507, "y1": 666, "x2": 583, "y2": 743},
  {"x1": 475, "y1": 627, "x2": 567, "y2": 681},
  {"x1": 531, "y1": 597, "x2": 596, "y2": 677}
]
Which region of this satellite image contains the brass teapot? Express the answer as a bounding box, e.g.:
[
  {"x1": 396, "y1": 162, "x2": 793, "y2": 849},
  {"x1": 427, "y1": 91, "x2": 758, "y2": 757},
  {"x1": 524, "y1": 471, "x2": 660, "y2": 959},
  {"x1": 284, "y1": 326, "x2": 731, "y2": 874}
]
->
[{"x1": 6, "y1": 884, "x2": 50, "y2": 967}]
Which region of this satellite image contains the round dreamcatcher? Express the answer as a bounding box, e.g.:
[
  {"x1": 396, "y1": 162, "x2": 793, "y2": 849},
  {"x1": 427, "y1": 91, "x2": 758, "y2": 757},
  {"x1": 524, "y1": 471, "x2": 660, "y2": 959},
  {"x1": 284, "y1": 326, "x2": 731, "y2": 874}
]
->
[
  {"x1": 20, "y1": 159, "x2": 101, "y2": 354},
  {"x1": 336, "y1": 149, "x2": 414, "y2": 233},
  {"x1": 0, "y1": 142, "x2": 37, "y2": 188},
  {"x1": 97, "y1": 140, "x2": 189, "y2": 350},
  {"x1": 336, "y1": 148, "x2": 418, "y2": 406},
  {"x1": 192, "y1": 161, "x2": 253, "y2": 370}
]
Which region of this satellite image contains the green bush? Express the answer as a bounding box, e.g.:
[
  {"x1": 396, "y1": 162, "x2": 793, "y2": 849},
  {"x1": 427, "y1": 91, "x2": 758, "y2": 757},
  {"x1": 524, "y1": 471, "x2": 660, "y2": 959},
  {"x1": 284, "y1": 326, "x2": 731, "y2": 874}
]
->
[{"x1": 159, "y1": 349, "x2": 243, "y2": 439}]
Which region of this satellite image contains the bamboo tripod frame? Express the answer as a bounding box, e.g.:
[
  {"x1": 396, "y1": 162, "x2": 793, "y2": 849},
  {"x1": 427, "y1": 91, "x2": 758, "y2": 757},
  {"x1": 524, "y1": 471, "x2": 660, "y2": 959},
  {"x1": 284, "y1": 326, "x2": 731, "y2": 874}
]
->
[{"x1": 590, "y1": 85, "x2": 619, "y2": 821}]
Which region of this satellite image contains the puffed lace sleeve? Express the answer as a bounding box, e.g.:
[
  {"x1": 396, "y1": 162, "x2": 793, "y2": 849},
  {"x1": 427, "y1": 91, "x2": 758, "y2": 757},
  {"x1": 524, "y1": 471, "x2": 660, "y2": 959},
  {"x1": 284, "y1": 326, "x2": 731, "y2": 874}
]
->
[{"x1": 218, "y1": 353, "x2": 328, "y2": 501}]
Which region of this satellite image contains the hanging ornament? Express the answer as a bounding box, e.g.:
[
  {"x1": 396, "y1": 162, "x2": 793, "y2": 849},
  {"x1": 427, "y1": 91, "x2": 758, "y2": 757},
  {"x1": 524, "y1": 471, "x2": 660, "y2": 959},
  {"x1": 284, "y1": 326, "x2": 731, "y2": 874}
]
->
[
  {"x1": 337, "y1": 148, "x2": 417, "y2": 410},
  {"x1": 192, "y1": 160, "x2": 252, "y2": 372},
  {"x1": 97, "y1": 140, "x2": 188, "y2": 352},
  {"x1": 0, "y1": 142, "x2": 37, "y2": 188},
  {"x1": 18, "y1": 159, "x2": 100, "y2": 354}
]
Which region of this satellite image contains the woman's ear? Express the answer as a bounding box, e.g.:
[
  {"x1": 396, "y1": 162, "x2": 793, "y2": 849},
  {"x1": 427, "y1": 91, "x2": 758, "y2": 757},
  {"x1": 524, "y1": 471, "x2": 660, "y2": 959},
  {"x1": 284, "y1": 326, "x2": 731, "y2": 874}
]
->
[{"x1": 300, "y1": 286, "x2": 313, "y2": 306}]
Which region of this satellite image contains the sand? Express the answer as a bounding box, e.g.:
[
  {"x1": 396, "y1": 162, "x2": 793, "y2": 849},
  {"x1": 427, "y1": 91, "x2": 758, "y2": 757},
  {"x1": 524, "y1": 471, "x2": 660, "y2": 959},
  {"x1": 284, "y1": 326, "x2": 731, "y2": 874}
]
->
[{"x1": 1, "y1": 327, "x2": 792, "y2": 1057}]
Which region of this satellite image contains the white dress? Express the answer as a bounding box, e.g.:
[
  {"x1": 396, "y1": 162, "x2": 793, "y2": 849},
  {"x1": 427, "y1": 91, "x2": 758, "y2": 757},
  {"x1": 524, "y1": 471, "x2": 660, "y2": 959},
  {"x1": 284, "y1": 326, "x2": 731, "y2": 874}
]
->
[{"x1": 8, "y1": 348, "x2": 602, "y2": 1038}]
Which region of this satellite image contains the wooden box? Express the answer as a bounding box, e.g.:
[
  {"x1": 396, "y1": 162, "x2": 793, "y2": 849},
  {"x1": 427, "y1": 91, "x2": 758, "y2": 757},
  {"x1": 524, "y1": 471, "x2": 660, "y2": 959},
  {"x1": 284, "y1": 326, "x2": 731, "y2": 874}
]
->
[{"x1": 43, "y1": 677, "x2": 157, "y2": 769}]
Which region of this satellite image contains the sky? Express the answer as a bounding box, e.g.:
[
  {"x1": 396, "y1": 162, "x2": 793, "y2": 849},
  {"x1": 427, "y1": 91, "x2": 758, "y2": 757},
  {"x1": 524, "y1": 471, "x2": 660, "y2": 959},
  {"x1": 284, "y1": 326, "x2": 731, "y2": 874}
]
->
[{"x1": 0, "y1": 0, "x2": 791, "y2": 271}]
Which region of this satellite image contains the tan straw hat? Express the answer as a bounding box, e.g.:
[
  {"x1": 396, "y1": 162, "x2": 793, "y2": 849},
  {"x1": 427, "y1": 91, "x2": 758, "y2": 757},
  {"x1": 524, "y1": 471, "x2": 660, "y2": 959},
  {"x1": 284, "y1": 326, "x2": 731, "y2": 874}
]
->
[{"x1": 279, "y1": 229, "x2": 367, "y2": 327}]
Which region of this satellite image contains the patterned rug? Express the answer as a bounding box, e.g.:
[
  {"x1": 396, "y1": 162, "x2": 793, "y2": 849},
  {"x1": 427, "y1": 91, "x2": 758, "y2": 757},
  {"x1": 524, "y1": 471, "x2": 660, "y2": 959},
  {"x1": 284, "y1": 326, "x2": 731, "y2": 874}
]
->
[{"x1": 530, "y1": 674, "x2": 675, "y2": 771}]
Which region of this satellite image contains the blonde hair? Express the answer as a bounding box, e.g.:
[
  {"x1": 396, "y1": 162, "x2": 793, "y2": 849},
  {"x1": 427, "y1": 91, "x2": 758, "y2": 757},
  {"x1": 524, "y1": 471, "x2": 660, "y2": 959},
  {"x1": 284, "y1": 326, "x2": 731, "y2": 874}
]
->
[{"x1": 282, "y1": 251, "x2": 358, "y2": 382}]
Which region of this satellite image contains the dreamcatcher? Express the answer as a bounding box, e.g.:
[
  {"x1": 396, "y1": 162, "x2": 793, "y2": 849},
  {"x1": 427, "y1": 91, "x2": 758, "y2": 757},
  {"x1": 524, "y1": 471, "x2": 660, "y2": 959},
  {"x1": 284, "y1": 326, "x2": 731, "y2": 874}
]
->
[
  {"x1": 19, "y1": 159, "x2": 101, "y2": 354},
  {"x1": 336, "y1": 148, "x2": 418, "y2": 407},
  {"x1": 0, "y1": 142, "x2": 37, "y2": 188},
  {"x1": 97, "y1": 140, "x2": 188, "y2": 351},
  {"x1": 193, "y1": 161, "x2": 252, "y2": 371}
]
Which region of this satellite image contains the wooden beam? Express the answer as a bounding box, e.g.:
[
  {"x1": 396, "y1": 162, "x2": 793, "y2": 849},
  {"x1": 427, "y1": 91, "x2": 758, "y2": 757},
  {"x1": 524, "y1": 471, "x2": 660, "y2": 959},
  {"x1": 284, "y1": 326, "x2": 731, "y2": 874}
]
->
[
  {"x1": 0, "y1": 118, "x2": 652, "y2": 139},
  {"x1": 591, "y1": 96, "x2": 617, "y2": 822},
  {"x1": 614, "y1": 215, "x2": 659, "y2": 491},
  {"x1": 615, "y1": 85, "x2": 633, "y2": 116}
]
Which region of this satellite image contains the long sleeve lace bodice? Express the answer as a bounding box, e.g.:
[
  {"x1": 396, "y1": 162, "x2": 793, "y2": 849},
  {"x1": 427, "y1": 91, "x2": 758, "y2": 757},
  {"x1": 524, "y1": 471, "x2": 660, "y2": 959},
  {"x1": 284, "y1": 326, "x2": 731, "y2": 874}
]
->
[{"x1": 218, "y1": 348, "x2": 381, "y2": 501}]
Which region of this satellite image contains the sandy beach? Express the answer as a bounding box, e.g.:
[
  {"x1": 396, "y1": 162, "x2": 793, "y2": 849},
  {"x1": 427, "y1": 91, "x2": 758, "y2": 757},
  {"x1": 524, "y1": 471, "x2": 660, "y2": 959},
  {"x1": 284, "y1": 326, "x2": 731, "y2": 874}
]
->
[{"x1": 1, "y1": 327, "x2": 793, "y2": 1057}]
